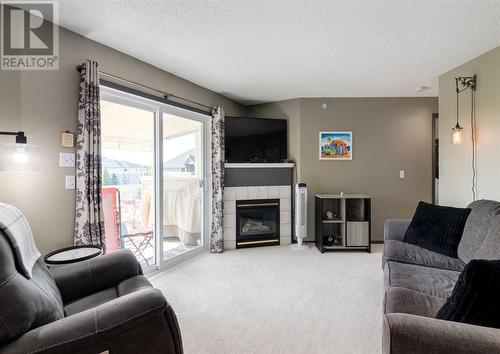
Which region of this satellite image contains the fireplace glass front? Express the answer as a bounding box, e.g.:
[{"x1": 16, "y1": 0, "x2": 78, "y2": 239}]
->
[{"x1": 236, "y1": 199, "x2": 280, "y2": 248}]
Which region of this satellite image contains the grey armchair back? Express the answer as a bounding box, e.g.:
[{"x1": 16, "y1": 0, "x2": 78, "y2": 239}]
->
[{"x1": 0, "y1": 231, "x2": 183, "y2": 353}]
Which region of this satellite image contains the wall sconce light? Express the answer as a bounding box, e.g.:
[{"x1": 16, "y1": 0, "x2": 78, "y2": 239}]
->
[
  {"x1": 452, "y1": 75, "x2": 476, "y2": 145},
  {"x1": 0, "y1": 131, "x2": 40, "y2": 171}
]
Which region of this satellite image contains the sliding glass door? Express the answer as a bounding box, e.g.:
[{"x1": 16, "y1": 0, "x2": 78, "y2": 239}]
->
[
  {"x1": 162, "y1": 113, "x2": 205, "y2": 262},
  {"x1": 100, "y1": 96, "x2": 157, "y2": 269},
  {"x1": 100, "y1": 86, "x2": 210, "y2": 271}
]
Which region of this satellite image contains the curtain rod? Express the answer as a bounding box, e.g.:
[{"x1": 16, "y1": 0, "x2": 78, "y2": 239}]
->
[{"x1": 76, "y1": 65, "x2": 213, "y2": 111}]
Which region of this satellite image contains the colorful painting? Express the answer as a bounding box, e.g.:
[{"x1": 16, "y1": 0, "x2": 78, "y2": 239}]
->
[{"x1": 319, "y1": 131, "x2": 353, "y2": 160}]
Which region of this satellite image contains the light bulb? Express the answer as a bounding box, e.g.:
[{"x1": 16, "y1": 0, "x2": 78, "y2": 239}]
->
[
  {"x1": 13, "y1": 146, "x2": 29, "y2": 164},
  {"x1": 0, "y1": 143, "x2": 39, "y2": 171},
  {"x1": 452, "y1": 124, "x2": 463, "y2": 145}
]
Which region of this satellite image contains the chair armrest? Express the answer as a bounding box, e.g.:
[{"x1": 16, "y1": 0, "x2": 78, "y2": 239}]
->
[
  {"x1": 2, "y1": 288, "x2": 182, "y2": 354},
  {"x1": 383, "y1": 313, "x2": 500, "y2": 354},
  {"x1": 49, "y1": 249, "x2": 142, "y2": 304},
  {"x1": 384, "y1": 219, "x2": 411, "y2": 242}
]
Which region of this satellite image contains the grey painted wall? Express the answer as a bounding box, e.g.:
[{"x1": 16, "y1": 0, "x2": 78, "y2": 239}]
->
[
  {"x1": 0, "y1": 25, "x2": 246, "y2": 255},
  {"x1": 439, "y1": 45, "x2": 500, "y2": 207},
  {"x1": 249, "y1": 97, "x2": 438, "y2": 241}
]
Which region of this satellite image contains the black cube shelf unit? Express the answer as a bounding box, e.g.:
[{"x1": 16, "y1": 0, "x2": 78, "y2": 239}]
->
[{"x1": 315, "y1": 194, "x2": 371, "y2": 253}]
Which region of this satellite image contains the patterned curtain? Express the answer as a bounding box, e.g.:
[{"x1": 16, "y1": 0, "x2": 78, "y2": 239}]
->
[
  {"x1": 74, "y1": 60, "x2": 105, "y2": 251},
  {"x1": 210, "y1": 106, "x2": 225, "y2": 253}
]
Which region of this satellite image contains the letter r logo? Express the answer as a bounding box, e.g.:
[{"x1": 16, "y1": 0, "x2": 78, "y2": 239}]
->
[
  {"x1": 1, "y1": 1, "x2": 58, "y2": 70},
  {"x1": 2, "y1": 2, "x2": 54, "y2": 55}
]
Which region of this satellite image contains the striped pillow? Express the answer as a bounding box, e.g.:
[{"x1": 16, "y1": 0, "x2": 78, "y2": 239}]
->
[{"x1": 404, "y1": 201, "x2": 471, "y2": 257}]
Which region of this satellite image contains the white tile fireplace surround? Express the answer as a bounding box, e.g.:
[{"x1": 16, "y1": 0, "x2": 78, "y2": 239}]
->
[{"x1": 223, "y1": 185, "x2": 292, "y2": 250}]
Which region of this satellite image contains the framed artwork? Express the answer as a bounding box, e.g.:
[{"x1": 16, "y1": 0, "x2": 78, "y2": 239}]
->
[{"x1": 319, "y1": 131, "x2": 353, "y2": 160}]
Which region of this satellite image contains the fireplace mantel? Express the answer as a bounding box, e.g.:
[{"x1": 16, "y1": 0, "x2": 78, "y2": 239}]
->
[
  {"x1": 225, "y1": 164, "x2": 294, "y2": 188},
  {"x1": 225, "y1": 163, "x2": 294, "y2": 169}
]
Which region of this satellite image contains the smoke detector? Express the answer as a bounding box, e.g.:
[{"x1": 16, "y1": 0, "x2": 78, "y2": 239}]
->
[{"x1": 416, "y1": 86, "x2": 430, "y2": 92}]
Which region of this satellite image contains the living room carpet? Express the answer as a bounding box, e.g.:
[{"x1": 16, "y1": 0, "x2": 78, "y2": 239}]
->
[{"x1": 151, "y1": 244, "x2": 384, "y2": 354}]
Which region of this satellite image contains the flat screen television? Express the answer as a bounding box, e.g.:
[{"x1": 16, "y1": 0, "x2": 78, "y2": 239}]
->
[{"x1": 225, "y1": 117, "x2": 287, "y2": 163}]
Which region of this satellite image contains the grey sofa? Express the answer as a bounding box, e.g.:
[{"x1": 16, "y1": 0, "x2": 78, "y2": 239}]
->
[
  {"x1": 0, "y1": 231, "x2": 183, "y2": 354},
  {"x1": 382, "y1": 200, "x2": 500, "y2": 354}
]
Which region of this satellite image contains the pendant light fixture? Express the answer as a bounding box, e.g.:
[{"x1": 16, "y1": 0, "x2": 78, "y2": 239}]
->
[
  {"x1": 452, "y1": 80, "x2": 464, "y2": 145},
  {"x1": 452, "y1": 123, "x2": 464, "y2": 145},
  {"x1": 452, "y1": 75, "x2": 478, "y2": 201},
  {"x1": 452, "y1": 76, "x2": 476, "y2": 145}
]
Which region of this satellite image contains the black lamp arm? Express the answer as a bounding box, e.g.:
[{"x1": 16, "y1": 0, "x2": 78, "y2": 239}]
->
[
  {"x1": 0, "y1": 131, "x2": 27, "y2": 144},
  {"x1": 455, "y1": 75, "x2": 477, "y2": 93}
]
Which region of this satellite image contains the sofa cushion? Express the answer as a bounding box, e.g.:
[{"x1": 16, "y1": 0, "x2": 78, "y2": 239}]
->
[
  {"x1": 64, "y1": 275, "x2": 152, "y2": 316},
  {"x1": 404, "y1": 201, "x2": 471, "y2": 258},
  {"x1": 458, "y1": 200, "x2": 500, "y2": 263},
  {"x1": 474, "y1": 215, "x2": 500, "y2": 261},
  {"x1": 383, "y1": 239, "x2": 465, "y2": 271},
  {"x1": 437, "y1": 260, "x2": 500, "y2": 329},
  {"x1": 384, "y1": 287, "x2": 446, "y2": 318},
  {"x1": 384, "y1": 261, "x2": 460, "y2": 299},
  {"x1": 384, "y1": 219, "x2": 411, "y2": 242}
]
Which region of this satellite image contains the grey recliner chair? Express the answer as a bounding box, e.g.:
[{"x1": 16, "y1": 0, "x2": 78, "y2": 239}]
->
[{"x1": 0, "y1": 231, "x2": 183, "y2": 354}]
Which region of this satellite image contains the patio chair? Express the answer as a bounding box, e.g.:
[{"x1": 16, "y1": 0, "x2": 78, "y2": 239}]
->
[
  {"x1": 102, "y1": 187, "x2": 155, "y2": 266},
  {"x1": 120, "y1": 223, "x2": 155, "y2": 266}
]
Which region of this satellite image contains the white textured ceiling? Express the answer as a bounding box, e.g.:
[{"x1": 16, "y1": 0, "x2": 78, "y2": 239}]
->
[{"x1": 57, "y1": 0, "x2": 500, "y2": 104}]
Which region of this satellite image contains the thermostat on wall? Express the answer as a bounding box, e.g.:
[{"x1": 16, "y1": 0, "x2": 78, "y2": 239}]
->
[{"x1": 61, "y1": 131, "x2": 75, "y2": 148}]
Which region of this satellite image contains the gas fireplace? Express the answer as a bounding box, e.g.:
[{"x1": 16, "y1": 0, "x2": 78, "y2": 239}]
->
[{"x1": 236, "y1": 199, "x2": 280, "y2": 248}]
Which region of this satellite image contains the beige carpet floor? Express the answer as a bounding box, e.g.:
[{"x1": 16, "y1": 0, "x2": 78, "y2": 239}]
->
[{"x1": 151, "y1": 244, "x2": 384, "y2": 354}]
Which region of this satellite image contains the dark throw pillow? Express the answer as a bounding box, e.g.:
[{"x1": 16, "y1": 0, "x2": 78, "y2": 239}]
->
[
  {"x1": 437, "y1": 259, "x2": 500, "y2": 329},
  {"x1": 404, "y1": 201, "x2": 471, "y2": 257}
]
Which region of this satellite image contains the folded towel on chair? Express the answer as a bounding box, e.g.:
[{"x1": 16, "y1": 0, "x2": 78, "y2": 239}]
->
[{"x1": 0, "y1": 203, "x2": 41, "y2": 278}]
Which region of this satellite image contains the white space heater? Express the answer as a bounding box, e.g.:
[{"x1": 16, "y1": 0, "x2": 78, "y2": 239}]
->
[{"x1": 292, "y1": 182, "x2": 309, "y2": 250}]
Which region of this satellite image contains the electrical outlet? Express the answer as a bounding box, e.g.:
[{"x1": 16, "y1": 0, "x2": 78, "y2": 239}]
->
[
  {"x1": 65, "y1": 175, "x2": 75, "y2": 190},
  {"x1": 400, "y1": 170, "x2": 405, "y2": 179},
  {"x1": 59, "y1": 152, "x2": 75, "y2": 167}
]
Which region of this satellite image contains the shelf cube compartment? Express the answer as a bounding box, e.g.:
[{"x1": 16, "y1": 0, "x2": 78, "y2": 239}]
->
[
  {"x1": 345, "y1": 198, "x2": 370, "y2": 221},
  {"x1": 346, "y1": 221, "x2": 369, "y2": 247},
  {"x1": 322, "y1": 223, "x2": 344, "y2": 246},
  {"x1": 321, "y1": 198, "x2": 344, "y2": 222}
]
